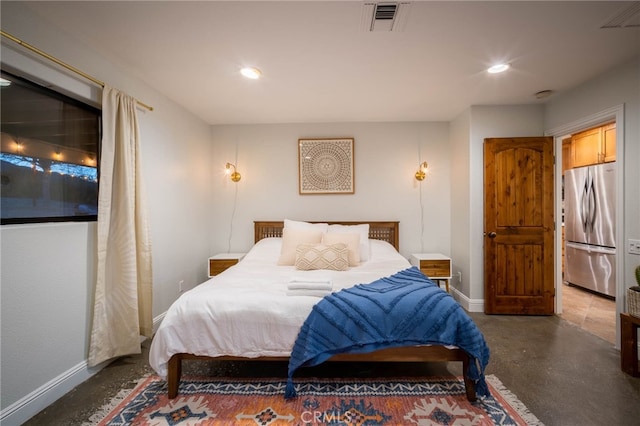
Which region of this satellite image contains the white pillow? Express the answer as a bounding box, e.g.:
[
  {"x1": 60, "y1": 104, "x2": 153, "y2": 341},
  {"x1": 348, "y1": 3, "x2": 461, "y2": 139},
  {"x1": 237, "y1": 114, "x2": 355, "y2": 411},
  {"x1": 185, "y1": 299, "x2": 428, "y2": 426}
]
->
[
  {"x1": 278, "y1": 228, "x2": 324, "y2": 265},
  {"x1": 243, "y1": 237, "x2": 282, "y2": 263},
  {"x1": 295, "y1": 243, "x2": 349, "y2": 271},
  {"x1": 369, "y1": 239, "x2": 403, "y2": 261},
  {"x1": 284, "y1": 219, "x2": 329, "y2": 233},
  {"x1": 322, "y1": 232, "x2": 360, "y2": 266},
  {"x1": 327, "y1": 224, "x2": 370, "y2": 261}
]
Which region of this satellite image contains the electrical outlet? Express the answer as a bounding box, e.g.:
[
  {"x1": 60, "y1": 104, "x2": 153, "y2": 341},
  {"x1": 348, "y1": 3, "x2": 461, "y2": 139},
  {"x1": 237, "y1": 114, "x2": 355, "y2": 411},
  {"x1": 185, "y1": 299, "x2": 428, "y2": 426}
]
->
[
  {"x1": 457, "y1": 271, "x2": 462, "y2": 283},
  {"x1": 178, "y1": 280, "x2": 185, "y2": 292},
  {"x1": 629, "y1": 239, "x2": 640, "y2": 255}
]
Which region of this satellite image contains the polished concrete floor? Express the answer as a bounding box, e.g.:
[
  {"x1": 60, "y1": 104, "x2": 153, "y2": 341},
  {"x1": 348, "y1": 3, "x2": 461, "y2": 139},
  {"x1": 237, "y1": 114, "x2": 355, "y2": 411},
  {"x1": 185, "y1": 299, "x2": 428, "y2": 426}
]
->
[{"x1": 23, "y1": 312, "x2": 640, "y2": 426}]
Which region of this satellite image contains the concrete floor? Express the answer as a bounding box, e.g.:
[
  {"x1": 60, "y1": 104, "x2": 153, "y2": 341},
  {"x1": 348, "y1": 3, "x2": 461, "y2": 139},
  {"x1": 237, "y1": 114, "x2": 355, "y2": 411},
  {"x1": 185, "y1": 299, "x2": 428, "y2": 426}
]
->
[{"x1": 24, "y1": 313, "x2": 640, "y2": 426}]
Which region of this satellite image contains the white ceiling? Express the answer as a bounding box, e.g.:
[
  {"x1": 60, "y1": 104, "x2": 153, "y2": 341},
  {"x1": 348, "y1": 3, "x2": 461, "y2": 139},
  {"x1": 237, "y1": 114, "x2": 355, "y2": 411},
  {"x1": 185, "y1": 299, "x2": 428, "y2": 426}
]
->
[{"x1": 20, "y1": 1, "x2": 640, "y2": 125}]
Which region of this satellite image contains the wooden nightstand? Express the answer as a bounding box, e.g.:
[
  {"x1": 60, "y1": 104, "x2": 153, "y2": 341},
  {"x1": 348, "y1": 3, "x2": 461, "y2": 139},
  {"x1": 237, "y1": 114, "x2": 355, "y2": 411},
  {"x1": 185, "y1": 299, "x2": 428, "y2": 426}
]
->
[
  {"x1": 208, "y1": 253, "x2": 245, "y2": 277},
  {"x1": 410, "y1": 253, "x2": 452, "y2": 292},
  {"x1": 620, "y1": 312, "x2": 640, "y2": 377}
]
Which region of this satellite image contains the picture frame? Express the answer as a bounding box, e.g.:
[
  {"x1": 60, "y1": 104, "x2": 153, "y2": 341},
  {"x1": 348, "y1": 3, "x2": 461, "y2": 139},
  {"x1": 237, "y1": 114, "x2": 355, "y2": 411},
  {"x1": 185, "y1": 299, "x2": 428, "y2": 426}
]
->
[{"x1": 298, "y1": 138, "x2": 354, "y2": 194}]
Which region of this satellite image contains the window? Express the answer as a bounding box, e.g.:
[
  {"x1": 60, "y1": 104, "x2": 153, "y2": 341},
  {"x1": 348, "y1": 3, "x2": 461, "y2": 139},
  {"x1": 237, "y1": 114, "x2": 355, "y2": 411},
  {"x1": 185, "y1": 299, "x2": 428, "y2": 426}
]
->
[{"x1": 1, "y1": 70, "x2": 101, "y2": 224}]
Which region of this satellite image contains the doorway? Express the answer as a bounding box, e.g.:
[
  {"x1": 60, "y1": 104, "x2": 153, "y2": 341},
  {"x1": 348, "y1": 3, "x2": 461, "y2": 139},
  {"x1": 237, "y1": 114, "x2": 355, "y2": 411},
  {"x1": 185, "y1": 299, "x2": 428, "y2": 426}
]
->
[{"x1": 549, "y1": 105, "x2": 624, "y2": 348}]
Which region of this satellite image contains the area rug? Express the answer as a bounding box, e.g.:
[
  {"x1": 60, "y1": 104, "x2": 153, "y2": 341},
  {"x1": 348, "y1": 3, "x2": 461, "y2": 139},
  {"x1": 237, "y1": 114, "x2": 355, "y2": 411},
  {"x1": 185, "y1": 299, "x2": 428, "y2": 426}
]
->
[{"x1": 84, "y1": 375, "x2": 543, "y2": 426}]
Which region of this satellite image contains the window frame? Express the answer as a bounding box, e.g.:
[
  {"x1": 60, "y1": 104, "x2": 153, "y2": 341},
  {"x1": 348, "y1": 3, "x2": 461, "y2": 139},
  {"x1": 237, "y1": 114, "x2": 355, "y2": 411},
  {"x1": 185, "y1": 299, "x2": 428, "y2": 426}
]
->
[{"x1": 1, "y1": 69, "x2": 102, "y2": 225}]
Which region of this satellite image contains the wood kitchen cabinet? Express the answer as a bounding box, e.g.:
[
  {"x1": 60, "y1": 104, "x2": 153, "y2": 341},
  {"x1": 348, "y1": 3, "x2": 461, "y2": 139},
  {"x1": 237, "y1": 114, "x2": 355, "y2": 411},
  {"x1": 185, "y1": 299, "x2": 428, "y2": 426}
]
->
[
  {"x1": 562, "y1": 138, "x2": 572, "y2": 173},
  {"x1": 602, "y1": 122, "x2": 616, "y2": 163},
  {"x1": 571, "y1": 122, "x2": 616, "y2": 168}
]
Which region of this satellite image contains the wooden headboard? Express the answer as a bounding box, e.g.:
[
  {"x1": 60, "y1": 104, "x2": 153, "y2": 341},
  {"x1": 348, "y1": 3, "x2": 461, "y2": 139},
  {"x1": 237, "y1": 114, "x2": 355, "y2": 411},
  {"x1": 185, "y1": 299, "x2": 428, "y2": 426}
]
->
[{"x1": 254, "y1": 221, "x2": 399, "y2": 251}]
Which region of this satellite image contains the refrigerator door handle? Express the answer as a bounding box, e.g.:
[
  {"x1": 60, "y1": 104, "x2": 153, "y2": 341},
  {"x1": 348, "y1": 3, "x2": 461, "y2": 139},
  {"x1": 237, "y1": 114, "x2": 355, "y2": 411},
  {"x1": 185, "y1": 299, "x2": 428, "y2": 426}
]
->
[
  {"x1": 581, "y1": 177, "x2": 589, "y2": 233},
  {"x1": 588, "y1": 178, "x2": 597, "y2": 233},
  {"x1": 566, "y1": 241, "x2": 616, "y2": 255}
]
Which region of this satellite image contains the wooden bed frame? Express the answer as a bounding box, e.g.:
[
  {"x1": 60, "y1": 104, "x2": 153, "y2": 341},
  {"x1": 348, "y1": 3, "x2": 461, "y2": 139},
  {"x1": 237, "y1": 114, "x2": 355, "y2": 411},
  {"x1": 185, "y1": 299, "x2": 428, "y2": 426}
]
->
[{"x1": 166, "y1": 221, "x2": 476, "y2": 401}]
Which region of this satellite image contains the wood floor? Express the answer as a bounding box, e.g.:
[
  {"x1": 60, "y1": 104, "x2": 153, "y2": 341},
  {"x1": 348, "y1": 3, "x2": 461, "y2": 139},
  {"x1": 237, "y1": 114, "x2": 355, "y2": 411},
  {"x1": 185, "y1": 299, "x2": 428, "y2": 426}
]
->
[{"x1": 560, "y1": 282, "x2": 616, "y2": 343}]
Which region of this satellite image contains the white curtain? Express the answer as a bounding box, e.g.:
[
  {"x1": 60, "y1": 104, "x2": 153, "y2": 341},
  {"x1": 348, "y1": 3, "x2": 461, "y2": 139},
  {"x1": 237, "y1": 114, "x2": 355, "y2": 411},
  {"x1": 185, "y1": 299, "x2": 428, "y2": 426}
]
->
[{"x1": 88, "y1": 85, "x2": 153, "y2": 367}]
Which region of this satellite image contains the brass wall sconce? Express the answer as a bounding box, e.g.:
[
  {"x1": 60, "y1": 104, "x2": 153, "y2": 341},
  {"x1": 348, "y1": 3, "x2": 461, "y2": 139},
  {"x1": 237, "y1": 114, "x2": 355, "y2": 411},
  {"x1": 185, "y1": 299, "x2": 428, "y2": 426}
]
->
[
  {"x1": 415, "y1": 161, "x2": 428, "y2": 181},
  {"x1": 225, "y1": 162, "x2": 241, "y2": 182}
]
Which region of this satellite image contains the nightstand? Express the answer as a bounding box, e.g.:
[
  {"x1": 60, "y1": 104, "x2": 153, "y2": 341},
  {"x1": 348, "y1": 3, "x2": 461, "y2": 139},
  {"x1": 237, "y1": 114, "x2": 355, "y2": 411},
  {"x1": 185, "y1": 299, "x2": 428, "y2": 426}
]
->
[
  {"x1": 410, "y1": 253, "x2": 452, "y2": 292},
  {"x1": 208, "y1": 253, "x2": 245, "y2": 277}
]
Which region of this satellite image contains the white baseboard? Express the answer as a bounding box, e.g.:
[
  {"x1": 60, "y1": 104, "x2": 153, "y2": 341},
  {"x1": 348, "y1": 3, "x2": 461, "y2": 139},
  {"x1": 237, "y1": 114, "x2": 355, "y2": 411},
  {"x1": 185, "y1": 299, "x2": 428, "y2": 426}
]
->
[
  {"x1": 1, "y1": 311, "x2": 168, "y2": 425},
  {"x1": 450, "y1": 286, "x2": 485, "y2": 312},
  {"x1": 153, "y1": 311, "x2": 166, "y2": 332},
  {"x1": 0, "y1": 360, "x2": 107, "y2": 426}
]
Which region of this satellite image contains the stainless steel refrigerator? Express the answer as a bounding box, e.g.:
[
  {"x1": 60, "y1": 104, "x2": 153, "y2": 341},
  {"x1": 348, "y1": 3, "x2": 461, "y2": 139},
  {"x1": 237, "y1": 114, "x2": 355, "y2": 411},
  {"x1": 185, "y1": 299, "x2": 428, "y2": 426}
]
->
[{"x1": 564, "y1": 163, "x2": 616, "y2": 298}]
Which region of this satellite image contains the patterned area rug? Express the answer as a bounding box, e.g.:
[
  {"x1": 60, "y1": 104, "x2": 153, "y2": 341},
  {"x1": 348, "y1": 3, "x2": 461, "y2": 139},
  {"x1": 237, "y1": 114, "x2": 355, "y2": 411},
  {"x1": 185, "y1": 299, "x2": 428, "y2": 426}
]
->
[{"x1": 84, "y1": 375, "x2": 543, "y2": 425}]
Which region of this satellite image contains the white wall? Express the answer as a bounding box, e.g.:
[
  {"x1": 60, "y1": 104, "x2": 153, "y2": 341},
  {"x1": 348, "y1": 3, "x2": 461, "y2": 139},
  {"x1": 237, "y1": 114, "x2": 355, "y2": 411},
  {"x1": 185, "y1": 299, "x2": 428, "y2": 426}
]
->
[
  {"x1": 545, "y1": 56, "x2": 640, "y2": 302},
  {"x1": 450, "y1": 110, "x2": 471, "y2": 298},
  {"x1": 0, "y1": 3, "x2": 213, "y2": 423},
  {"x1": 209, "y1": 122, "x2": 451, "y2": 259}
]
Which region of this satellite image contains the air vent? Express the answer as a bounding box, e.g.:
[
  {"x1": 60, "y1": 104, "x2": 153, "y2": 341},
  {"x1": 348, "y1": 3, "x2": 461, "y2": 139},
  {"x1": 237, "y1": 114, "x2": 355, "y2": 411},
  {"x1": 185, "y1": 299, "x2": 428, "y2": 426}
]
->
[
  {"x1": 375, "y1": 4, "x2": 397, "y2": 21},
  {"x1": 361, "y1": 2, "x2": 411, "y2": 32},
  {"x1": 601, "y1": 1, "x2": 640, "y2": 28}
]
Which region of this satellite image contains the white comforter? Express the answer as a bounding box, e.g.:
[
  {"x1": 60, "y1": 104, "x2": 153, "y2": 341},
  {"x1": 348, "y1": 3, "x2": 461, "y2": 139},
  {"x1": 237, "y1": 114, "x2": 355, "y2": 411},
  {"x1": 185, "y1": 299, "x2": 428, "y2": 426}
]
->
[{"x1": 149, "y1": 238, "x2": 410, "y2": 378}]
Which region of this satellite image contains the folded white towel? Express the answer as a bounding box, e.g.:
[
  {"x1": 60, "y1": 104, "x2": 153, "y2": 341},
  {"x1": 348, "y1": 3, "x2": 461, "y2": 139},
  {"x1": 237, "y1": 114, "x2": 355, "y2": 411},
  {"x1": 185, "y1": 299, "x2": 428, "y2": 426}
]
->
[
  {"x1": 289, "y1": 275, "x2": 332, "y2": 284},
  {"x1": 287, "y1": 289, "x2": 332, "y2": 297},
  {"x1": 288, "y1": 282, "x2": 333, "y2": 291}
]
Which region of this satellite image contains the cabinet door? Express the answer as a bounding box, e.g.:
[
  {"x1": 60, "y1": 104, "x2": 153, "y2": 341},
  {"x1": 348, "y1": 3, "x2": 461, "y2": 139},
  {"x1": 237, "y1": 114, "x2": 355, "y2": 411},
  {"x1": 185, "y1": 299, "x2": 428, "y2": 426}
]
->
[
  {"x1": 571, "y1": 127, "x2": 601, "y2": 168},
  {"x1": 602, "y1": 123, "x2": 616, "y2": 163},
  {"x1": 562, "y1": 138, "x2": 572, "y2": 173}
]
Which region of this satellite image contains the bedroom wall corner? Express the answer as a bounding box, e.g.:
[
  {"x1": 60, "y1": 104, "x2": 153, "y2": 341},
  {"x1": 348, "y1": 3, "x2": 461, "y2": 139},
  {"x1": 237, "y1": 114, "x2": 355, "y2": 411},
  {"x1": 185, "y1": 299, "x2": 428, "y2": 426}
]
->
[
  {"x1": 449, "y1": 108, "x2": 472, "y2": 299},
  {"x1": 0, "y1": 3, "x2": 214, "y2": 422}
]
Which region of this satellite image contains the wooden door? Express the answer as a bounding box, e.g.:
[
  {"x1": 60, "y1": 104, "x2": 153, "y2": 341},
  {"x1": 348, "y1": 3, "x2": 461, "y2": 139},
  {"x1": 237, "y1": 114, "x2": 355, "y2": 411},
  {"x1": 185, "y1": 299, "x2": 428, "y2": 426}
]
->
[{"x1": 484, "y1": 137, "x2": 555, "y2": 315}]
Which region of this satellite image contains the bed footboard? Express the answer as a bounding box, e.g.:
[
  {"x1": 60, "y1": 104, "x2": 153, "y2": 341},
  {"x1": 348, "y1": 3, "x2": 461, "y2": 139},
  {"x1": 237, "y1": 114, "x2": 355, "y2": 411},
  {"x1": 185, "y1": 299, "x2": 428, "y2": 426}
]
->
[{"x1": 166, "y1": 347, "x2": 476, "y2": 402}]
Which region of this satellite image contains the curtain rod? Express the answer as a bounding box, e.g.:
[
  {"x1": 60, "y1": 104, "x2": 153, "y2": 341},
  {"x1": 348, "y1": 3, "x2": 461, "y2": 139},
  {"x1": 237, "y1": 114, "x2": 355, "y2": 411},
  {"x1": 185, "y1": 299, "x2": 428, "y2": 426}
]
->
[{"x1": 1, "y1": 29, "x2": 154, "y2": 111}]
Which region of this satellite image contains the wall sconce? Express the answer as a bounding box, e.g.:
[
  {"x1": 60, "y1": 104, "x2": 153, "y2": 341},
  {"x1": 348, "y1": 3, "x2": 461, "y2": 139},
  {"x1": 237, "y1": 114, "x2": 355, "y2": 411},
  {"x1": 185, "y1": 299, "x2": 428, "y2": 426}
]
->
[
  {"x1": 414, "y1": 161, "x2": 428, "y2": 181},
  {"x1": 225, "y1": 162, "x2": 241, "y2": 182}
]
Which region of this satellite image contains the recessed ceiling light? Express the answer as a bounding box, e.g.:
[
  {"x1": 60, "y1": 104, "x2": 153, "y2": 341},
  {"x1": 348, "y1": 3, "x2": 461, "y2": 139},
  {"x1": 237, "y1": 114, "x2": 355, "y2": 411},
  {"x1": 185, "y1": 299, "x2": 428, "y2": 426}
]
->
[
  {"x1": 534, "y1": 90, "x2": 554, "y2": 99},
  {"x1": 487, "y1": 63, "x2": 510, "y2": 74},
  {"x1": 240, "y1": 67, "x2": 261, "y2": 80},
  {"x1": 0, "y1": 78, "x2": 11, "y2": 87}
]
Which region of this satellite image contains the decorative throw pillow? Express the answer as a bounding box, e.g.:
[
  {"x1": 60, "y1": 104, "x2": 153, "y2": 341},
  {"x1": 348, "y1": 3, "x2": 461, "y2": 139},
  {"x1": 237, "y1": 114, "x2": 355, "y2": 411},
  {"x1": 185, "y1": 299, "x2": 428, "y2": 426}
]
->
[
  {"x1": 327, "y1": 224, "x2": 371, "y2": 261},
  {"x1": 321, "y1": 232, "x2": 360, "y2": 266},
  {"x1": 295, "y1": 243, "x2": 349, "y2": 271},
  {"x1": 278, "y1": 228, "x2": 324, "y2": 265}
]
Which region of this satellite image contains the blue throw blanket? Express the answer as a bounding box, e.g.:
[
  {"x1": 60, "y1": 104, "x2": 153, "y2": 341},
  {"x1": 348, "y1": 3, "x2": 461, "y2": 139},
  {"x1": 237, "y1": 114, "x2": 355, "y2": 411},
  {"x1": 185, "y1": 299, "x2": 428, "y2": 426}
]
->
[{"x1": 285, "y1": 266, "x2": 490, "y2": 398}]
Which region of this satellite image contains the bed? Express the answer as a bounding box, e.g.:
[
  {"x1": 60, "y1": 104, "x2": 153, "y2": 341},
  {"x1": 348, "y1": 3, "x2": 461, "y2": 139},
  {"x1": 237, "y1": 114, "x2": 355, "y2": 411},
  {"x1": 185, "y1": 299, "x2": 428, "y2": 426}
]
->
[{"x1": 149, "y1": 220, "x2": 489, "y2": 402}]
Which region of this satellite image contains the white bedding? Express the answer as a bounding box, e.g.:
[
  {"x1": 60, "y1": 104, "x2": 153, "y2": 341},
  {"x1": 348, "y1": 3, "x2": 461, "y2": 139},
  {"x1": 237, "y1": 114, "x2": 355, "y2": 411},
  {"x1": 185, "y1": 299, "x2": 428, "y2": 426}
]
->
[{"x1": 149, "y1": 238, "x2": 410, "y2": 378}]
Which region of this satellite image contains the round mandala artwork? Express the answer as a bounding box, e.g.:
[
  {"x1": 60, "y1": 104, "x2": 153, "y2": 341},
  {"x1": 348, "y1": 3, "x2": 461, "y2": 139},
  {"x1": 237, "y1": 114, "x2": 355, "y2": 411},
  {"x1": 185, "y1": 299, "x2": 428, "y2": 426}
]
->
[{"x1": 299, "y1": 139, "x2": 353, "y2": 193}]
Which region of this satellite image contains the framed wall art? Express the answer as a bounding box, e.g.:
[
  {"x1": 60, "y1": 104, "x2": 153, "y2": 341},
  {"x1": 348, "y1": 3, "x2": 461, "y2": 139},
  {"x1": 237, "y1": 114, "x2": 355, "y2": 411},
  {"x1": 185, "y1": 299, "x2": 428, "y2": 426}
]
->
[{"x1": 298, "y1": 138, "x2": 354, "y2": 194}]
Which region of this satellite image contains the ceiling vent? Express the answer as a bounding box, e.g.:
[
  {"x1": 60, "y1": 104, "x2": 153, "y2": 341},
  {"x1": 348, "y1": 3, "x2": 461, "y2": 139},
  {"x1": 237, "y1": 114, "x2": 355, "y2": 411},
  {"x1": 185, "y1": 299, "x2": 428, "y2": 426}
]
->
[
  {"x1": 601, "y1": 1, "x2": 640, "y2": 28},
  {"x1": 361, "y1": 2, "x2": 411, "y2": 32}
]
